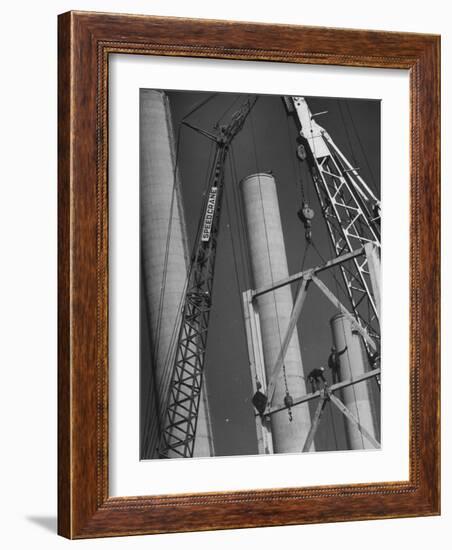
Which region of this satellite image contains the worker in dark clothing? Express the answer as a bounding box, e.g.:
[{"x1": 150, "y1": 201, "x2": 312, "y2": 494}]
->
[
  {"x1": 328, "y1": 345, "x2": 348, "y2": 383},
  {"x1": 252, "y1": 380, "x2": 268, "y2": 416},
  {"x1": 307, "y1": 367, "x2": 327, "y2": 393}
]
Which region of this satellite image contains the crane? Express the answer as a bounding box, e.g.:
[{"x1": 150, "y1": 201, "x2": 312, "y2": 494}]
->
[
  {"x1": 241, "y1": 97, "x2": 382, "y2": 451},
  {"x1": 157, "y1": 96, "x2": 257, "y2": 458},
  {"x1": 286, "y1": 96, "x2": 381, "y2": 342},
  {"x1": 156, "y1": 94, "x2": 380, "y2": 458}
]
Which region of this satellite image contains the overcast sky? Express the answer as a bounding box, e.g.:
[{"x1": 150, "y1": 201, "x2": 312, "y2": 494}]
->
[{"x1": 144, "y1": 90, "x2": 380, "y2": 457}]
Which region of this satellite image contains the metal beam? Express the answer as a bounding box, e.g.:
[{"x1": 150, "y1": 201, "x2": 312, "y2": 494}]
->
[
  {"x1": 242, "y1": 290, "x2": 273, "y2": 454},
  {"x1": 289, "y1": 97, "x2": 380, "y2": 356},
  {"x1": 329, "y1": 393, "x2": 380, "y2": 449},
  {"x1": 310, "y1": 275, "x2": 376, "y2": 351},
  {"x1": 181, "y1": 120, "x2": 217, "y2": 142},
  {"x1": 364, "y1": 242, "x2": 381, "y2": 320},
  {"x1": 265, "y1": 277, "x2": 310, "y2": 405},
  {"x1": 253, "y1": 247, "x2": 365, "y2": 299},
  {"x1": 265, "y1": 368, "x2": 380, "y2": 415},
  {"x1": 323, "y1": 132, "x2": 380, "y2": 206},
  {"x1": 302, "y1": 394, "x2": 328, "y2": 452}
]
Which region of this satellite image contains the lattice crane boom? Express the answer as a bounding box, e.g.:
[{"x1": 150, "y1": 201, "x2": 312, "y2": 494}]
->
[
  {"x1": 288, "y1": 96, "x2": 381, "y2": 340},
  {"x1": 158, "y1": 96, "x2": 257, "y2": 458}
]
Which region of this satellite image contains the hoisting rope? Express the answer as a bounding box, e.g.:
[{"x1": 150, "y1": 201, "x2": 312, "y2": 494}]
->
[
  {"x1": 326, "y1": 232, "x2": 366, "y2": 448},
  {"x1": 249, "y1": 106, "x2": 294, "y2": 422},
  {"x1": 182, "y1": 92, "x2": 219, "y2": 123},
  {"x1": 150, "y1": 96, "x2": 258, "y2": 455},
  {"x1": 229, "y1": 143, "x2": 263, "y2": 390},
  {"x1": 328, "y1": 397, "x2": 339, "y2": 451},
  {"x1": 308, "y1": 235, "x2": 365, "y2": 448},
  {"x1": 150, "y1": 123, "x2": 182, "y2": 392},
  {"x1": 230, "y1": 144, "x2": 253, "y2": 286},
  {"x1": 224, "y1": 151, "x2": 250, "y2": 348},
  {"x1": 143, "y1": 106, "x2": 220, "y2": 456},
  {"x1": 337, "y1": 99, "x2": 358, "y2": 169},
  {"x1": 344, "y1": 100, "x2": 379, "y2": 196},
  {"x1": 142, "y1": 121, "x2": 184, "y2": 455},
  {"x1": 217, "y1": 94, "x2": 241, "y2": 127},
  {"x1": 153, "y1": 94, "x2": 220, "y2": 403},
  {"x1": 284, "y1": 103, "x2": 302, "y2": 193},
  {"x1": 158, "y1": 136, "x2": 217, "y2": 417},
  {"x1": 324, "y1": 141, "x2": 379, "y2": 343}
]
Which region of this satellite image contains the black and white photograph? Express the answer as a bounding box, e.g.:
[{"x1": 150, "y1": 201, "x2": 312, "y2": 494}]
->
[
  {"x1": 0, "y1": 0, "x2": 446, "y2": 546},
  {"x1": 139, "y1": 89, "x2": 381, "y2": 460},
  {"x1": 5, "y1": 0, "x2": 450, "y2": 544}
]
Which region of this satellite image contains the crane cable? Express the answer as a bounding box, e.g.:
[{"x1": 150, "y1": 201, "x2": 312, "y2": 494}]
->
[
  {"x1": 142, "y1": 121, "x2": 184, "y2": 455},
  {"x1": 229, "y1": 144, "x2": 264, "y2": 391},
  {"x1": 325, "y1": 231, "x2": 365, "y2": 449},
  {"x1": 308, "y1": 237, "x2": 362, "y2": 450},
  {"x1": 337, "y1": 99, "x2": 358, "y2": 168},
  {"x1": 182, "y1": 92, "x2": 220, "y2": 124},
  {"x1": 326, "y1": 144, "x2": 379, "y2": 343},
  {"x1": 217, "y1": 94, "x2": 241, "y2": 126},
  {"x1": 145, "y1": 105, "x2": 219, "y2": 455},
  {"x1": 151, "y1": 94, "x2": 219, "y2": 405},
  {"x1": 230, "y1": 144, "x2": 252, "y2": 286},
  {"x1": 249, "y1": 106, "x2": 295, "y2": 422},
  {"x1": 158, "y1": 138, "x2": 217, "y2": 422},
  {"x1": 294, "y1": 234, "x2": 342, "y2": 451},
  {"x1": 154, "y1": 95, "x2": 256, "y2": 454},
  {"x1": 144, "y1": 114, "x2": 218, "y2": 456},
  {"x1": 328, "y1": 397, "x2": 339, "y2": 451},
  {"x1": 284, "y1": 103, "x2": 303, "y2": 194},
  {"x1": 293, "y1": 239, "x2": 341, "y2": 451},
  {"x1": 150, "y1": 123, "x2": 182, "y2": 393},
  {"x1": 345, "y1": 101, "x2": 378, "y2": 196},
  {"x1": 224, "y1": 156, "x2": 249, "y2": 345}
]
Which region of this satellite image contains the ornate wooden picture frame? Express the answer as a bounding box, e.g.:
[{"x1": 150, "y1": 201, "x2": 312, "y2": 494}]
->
[{"x1": 58, "y1": 11, "x2": 440, "y2": 539}]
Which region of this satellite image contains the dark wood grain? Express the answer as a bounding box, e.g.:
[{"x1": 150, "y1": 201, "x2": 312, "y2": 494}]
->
[
  {"x1": 57, "y1": 10, "x2": 71, "y2": 539},
  {"x1": 58, "y1": 11, "x2": 440, "y2": 539}
]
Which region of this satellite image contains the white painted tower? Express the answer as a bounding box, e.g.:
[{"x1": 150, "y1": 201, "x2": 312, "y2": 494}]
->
[
  {"x1": 330, "y1": 313, "x2": 377, "y2": 450},
  {"x1": 240, "y1": 173, "x2": 312, "y2": 453},
  {"x1": 140, "y1": 89, "x2": 214, "y2": 458}
]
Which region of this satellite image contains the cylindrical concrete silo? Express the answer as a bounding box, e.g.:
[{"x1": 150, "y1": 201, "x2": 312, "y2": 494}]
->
[
  {"x1": 240, "y1": 173, "x2": 312, "y2": 453},
  {"x1": 330, "y1": 313, "x2": 378, "y2": 450},
  {"x1": 140, "y1": 89, "x2": 214, "y2": 458}
]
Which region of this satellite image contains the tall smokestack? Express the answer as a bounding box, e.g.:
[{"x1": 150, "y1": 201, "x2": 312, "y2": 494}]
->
[
  {"x1": 240, "y1": 173, "x2": 312, "y2": 453},
  {"x1": 140, "y1": 89, "x2": 214, "y2": 458},
  {"x1": 330, "y1": 313, "x2": 378, "y2": 450}
]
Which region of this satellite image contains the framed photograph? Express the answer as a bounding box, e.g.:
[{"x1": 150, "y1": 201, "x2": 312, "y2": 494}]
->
[{"x1": 58, "y1": 11, "x2": 440, "y2": 538}]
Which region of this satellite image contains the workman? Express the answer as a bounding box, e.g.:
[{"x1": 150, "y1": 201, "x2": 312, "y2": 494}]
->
[
  {"x1": 328, "y1": 345, "x2": 348, "y2": 383},
  {"x1": 252, "y1": 380, "x2": 268, "y2": 416},
  {"x1": 307, "y1": 367, "x2": 327, "y2": 393}
]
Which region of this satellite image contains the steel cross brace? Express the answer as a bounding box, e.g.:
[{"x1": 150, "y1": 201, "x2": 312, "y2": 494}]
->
[
  {"x1": 302, "y1": 389, "x2": 329, "y2": 452},
  {"x1": 301, "y1": 386, "x2": 380, "y2": 452},
  {"x1": 328, "y1": 393, "x2": 380, "y2": 449},
  {"x1": 264, "y1": 368, "x2": 380, "y2": 415},
  {"x1": 263, "y1": 256, "x2": 377, "y2": 408}
]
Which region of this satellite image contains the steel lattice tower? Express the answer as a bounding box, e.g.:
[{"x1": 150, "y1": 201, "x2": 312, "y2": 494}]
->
[{"x1": 158, "y1": 97, "x2": 257, "y2": 458}]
